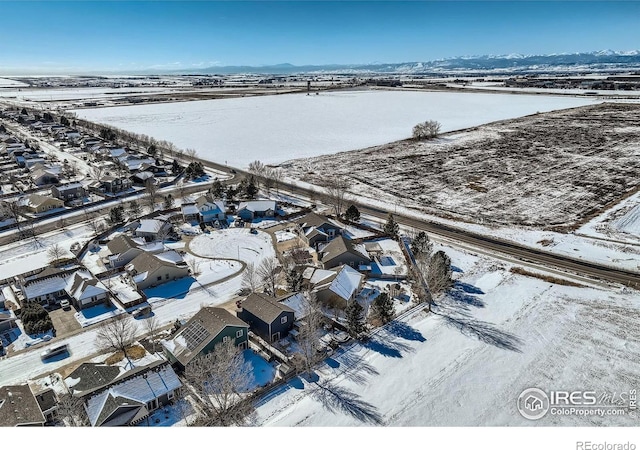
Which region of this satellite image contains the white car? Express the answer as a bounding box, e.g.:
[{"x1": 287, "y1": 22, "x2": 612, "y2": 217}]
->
[{"x1": 60, "y1": 300, "x2": 70, "y2": 309}]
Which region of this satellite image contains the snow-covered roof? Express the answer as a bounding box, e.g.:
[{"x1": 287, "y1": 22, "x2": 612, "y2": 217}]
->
[
  {"x1": 155, "y1": 250, "x2": 184, "y2": 265},
  {"x1": 329, "y1": 265, "x2": 364, "y2": 301},
  {"x1": 280, "y1": 293, "x2": 308, "y2": 320},
  {"x1": 65, "y1": 271, "x2": 107, "y2": 301},
  {"x1": 23, "y1": 275, "x2": 68, "y2": 300},
  {"x1": 85, "y1": 364, "x2": 182, "y2": 426},
  {"x1": 181, "y1": 203, "x2": 200, "y2": 215},
  {"x1": 54, "y1": 182, "x2": 84, "y2": 192},
  {"x1": 303, "y1": 267, "x2": 336, "y2": 285},
  {"x1": 135, "y1": 219, "x2": 168, "y2": 235},
  {"x1": 237, "y1": 200, "x2": 276, "y2": 212}
]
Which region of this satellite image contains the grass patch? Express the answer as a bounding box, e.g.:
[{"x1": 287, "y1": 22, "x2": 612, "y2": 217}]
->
[
  {"x1": 537, "y1": 239, "x2": 554, "y2": 247},
  {"x1": 104, "y1": 345, "x2": 147, "y2": 365},
  {"x1": 510, "y1": 267, "x2": 584, "y2": 287}
]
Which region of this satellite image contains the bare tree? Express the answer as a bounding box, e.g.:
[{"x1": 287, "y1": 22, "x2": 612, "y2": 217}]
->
[
  {"x1": 96, "y1": 313, "x2": 138, "y2": 366},
  {"x1": 3, "y1": 200, "x2": 22, "y2": 231},
  {"x1": 56, "y1": 393, "x2": 89, "y2": 427},
  {"x1": 321, "y1": 176, "x2": 351, "y2": 217},
  {"x1": 183, "y1": 340, "x2": 255, "y2": 426},
  {"x1": 184, "y1": 148, "x2": 197, "y2": 163},
  {"x1": 426, "y1": 250, "x2": 453, "y2": 295},
  {"x1": 241, "y1": 262, "x2": 260, "y2": 293},
  {"x1": 187, "y1": 257, "x2": 202, "y2": 277},
  {"x1": 247, "y1": 160, "x2": 266, "y2": 178},
  {"x1": 292, "y1": 291, "x2": 324, "y2": 376},
  {"x1": 412, "y1": 120, "x2": 441, "y2": 140},
  {"x1": 144, "y1": 178, "x2": 158, "y2": 211},
  {"x1": 143, "y1": 315, "x2": 161, "y2": 353},
  {"x1": 47, "y1": 243, "x2": 66, "y2": 264},
  {"x1": 257, "y1": 257, "x2": 280, "y2": 295},
  {"x1": 90, "y1": 165, "x2": 104, "y2": 183}
]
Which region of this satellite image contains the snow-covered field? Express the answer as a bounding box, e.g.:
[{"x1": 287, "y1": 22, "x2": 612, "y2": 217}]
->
[
  {"x1": 0, "y1": 78, "x2": 27, "y2": 88},
  {"x1": 0, "y1": 86, "x2": 179, "y2": 101},
  {"x1": 254, "y1": 245, "x2": 640, "y2": 426},
  {"x1": 189, "y1": 228, "x2": 276, "y2": 265},
  {"x1": 72, "y1": 90, "x2": 596, "y2": 167},
  {"x1": 577, "y1": 190, "x2": 640, "y2": 245}
]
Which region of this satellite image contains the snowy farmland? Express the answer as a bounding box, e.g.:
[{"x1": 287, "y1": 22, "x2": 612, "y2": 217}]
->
[
  {"x1": 284, "y1": 102, "x2": 640, "y2": 229},
  {"x1": 254, "y1": 246, "x2": 640, "y2": 426},
  {"x1": 72, "y1": 90, "x2": 596, "y2": 167}
]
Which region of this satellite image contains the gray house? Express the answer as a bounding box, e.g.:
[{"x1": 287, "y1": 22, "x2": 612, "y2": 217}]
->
[
  {"x1": 0, "y1": 385, "x2": 46, "y2": 426},
  {"x1": 319, "y1": 235, "x2": 372, "y2": 270},
  {"x1": 296, "y1": 212, "x2": 343, "y2": 248},
  {"x1": 51, "y1": 182, "x2": 86, "y2": 201},
  {"x1": 236, "y1": 200, "x2": 277, "y2": 221},
  {"x1": 238, "y1": 293, "x2": 295, "y2": 342},
  {"x1": 163, "y1": 307, "x2": 249, "y2": 370},
  {"x1": 125, "y1": 251, "x2": 190, "y2": 290}
]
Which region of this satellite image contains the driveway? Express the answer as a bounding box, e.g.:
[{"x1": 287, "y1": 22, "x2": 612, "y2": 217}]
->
[{"x1": 49, "y1": 306, "x2": 81, "y2": 337}]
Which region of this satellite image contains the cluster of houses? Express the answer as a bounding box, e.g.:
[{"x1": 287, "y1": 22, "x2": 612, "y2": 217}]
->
[{"x1": 0, "y1": 107, "x2": 181, "y2": 224}]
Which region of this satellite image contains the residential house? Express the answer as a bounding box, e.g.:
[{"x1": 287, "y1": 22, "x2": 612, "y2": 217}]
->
[
  {"x1": 18, "y1": 194, "x2": 64, "y2": 214},
  {"x1": 181, "y1": 202, "x2": 201, "y2": 224},
  {"x1": 130, "y1": 171, "x2": 155, "y2": 186},
  {"x1": 51, "y1": 182, "x2": 86, "y2": 202},
  {"x1": 30, "y1": 167, "x2": 59, "y2": 186},
  {"x1": 312, "y1": 265, "x2": 364, "y2": 309},
  {"x1": 106, "y1": 234, "x2": 164, "y2": 268},
  {"x1": 65, "y1": 271, "x2": 109, "y2": 310},
  {"x1": 92, "y1": 175, "x2": 132, "y2": 195},
  {"x1": 0, "y1": 291, "x2": 17, "y2": 332},
  {"x1": 237, "y1": 292, "x2": 295, "y2": 342},
  {"x1": 65, "y1": 360, "x2": 181, "y2": 427},
  {"x1": 236, "y1": 200, "x2": 277, "y2": 221},
  {"x1": 125, "y1": 251, "x2": 190, "y2": 290},
  {"x1": 196, "y1": 195, "x2": 226, "y2": 224},
  {"x1": 319, "y1": 235, "x2": 372, "y2": 270},
  {"x1": 19, "y1": 267, "x2": 72, "y2": 306},
  {"x1": 162, "y1": 307, "x2": 249, "y2": 370},
  {"x1": 132, "y1": 219, "x2": 172, "y2": 241},
  {"x1": 31, "y1": 387, "x2": 58, "y2": 424},
  {"x1": 295, "y1": 212, "x2": 343, "y2": 248},
  {"x1": 0, "y1": 385, "x2": 46, "y2": 426}
]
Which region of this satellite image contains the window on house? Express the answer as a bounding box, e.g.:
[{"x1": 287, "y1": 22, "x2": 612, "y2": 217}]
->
[
  {"x1": 168, "y1": 391, "x2": 174, "y2": 400},
  {"x1": 236, "y1": 330, "x2": 243, "y2": 338},
  {"x1": 165, "y1": 274, "x2": 169, "y2": 280},
  {"x1": 281, "y1": 316, "x2": 288, "y2": 324},
  {"x1": 223, "y1": 336, "x2": 230, "y2": 343},
  {"x1": 157, "y1": 276, "x2": 162, "y2": 281}
]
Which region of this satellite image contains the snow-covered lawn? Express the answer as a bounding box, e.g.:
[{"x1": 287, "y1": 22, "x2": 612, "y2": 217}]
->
[
  {"x1": 189, "y1": 228, "x2": 276, "y2": 266},
  {"x1": 72, "y1": 90, "x2": 596, "y2": 167},
  {"x1": 254, "y1": 247, "x2": 640, "y2": 426},
  {"x1": 275, "y1": 230, "x2": 297, "y2": 243},
  {"x1": 0, "y1": 223, "x2": 94, "y2": 279},
  {"x1": 245, "y1": 350, "x2": 277, "y2": 390}
]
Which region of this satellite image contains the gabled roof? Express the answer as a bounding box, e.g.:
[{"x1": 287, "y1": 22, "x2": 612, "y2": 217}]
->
[
  {"x1": 320, "y1": 236, "x2": 371, "y2": 265},
  {"x1": 126, "y1": 251, "x2": 187, "y2": 279},
  {"x1": 240, "y1": 292, "x2": 295, "y2": 324},
  {"x1": 302, "y1": 267, "x2": 336, "y2": 286},
  {"x1": 296, "y1": 212, "x2": 339, "y2": 230},
  {"x1": 328, "y1": 265, "x2": 364, "y2": 301},
  {"x1": 0, "y1": 385, "x2": 46, "y2": 426},
  {"x1": 163, "y1": 307, "x2": 248, "y2": 367},
  {"x1": 135, "y1": 219, "x2": 170, "y2": 235},
  {"x1": 54, "y1": 182, "x2": 84, "y2": 192},
  {"x1": 20, "y1": 194, "x2": 63, "y2": 209},
  {"x1": 65, "y1": 271, "x2": 107, "y2": 301},
  {"x1": 107, "y1": 234, "x2": 142, "y2": 255},
  {"x1": 237, "y1": 200, "x2": 276, "y2": 213},
  {"x1": 85, "y1": 364, "x2": 182, "y2": 426},
  {"x1": 65, "y1": 363, "x2": 121, "y2": 396}
]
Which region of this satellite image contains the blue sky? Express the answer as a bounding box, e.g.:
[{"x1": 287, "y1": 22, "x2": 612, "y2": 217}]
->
[{"x1": 1, "y1": 1, "x2": 638, "y2": 74}]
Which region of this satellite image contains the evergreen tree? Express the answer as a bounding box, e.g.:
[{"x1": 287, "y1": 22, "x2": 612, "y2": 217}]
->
[
  {"x1": 172, "y1": 159, "x2": 181, "y2": 174},
  {"x1": 285, "y1": 267, "x2": 303, "y2": 292},
  {"x1": 344, "y1": 205, "x2": 360, "y2": 222},
  {"x1": 163, "y1": 194, "x2": 175, "y2": 209},
  {"x1": 383, "y1": 213, "x2": 399, "y2": 238},
  {"x1": 210, "y1": 179, "x2": 225, "y2": 198},
  {"x1": 244, "y1": 175, "x2": 258, "y2": 199},
  {"x1": 147, "y1": 144, "x2": 157, "y2": 157},
  {"x1": 346, "y1": 300, "x2": 365, "y2": 337},
  {"x1": 411, "y1": 231, "x2": 432, "y2": 260},
  {"x1": 108, "y1": 205, "x2": 125, "y2": 225},
  {"x1": 226, "y1": 185, "x2": 237, "y2": 203},
  {"x1": 371, "y1": 292, "x2": 394, "y2": 325}
]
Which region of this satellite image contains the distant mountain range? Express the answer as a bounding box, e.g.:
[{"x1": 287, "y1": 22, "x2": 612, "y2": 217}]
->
[{"x1": 183, "y1": 51, "x2": 640, "y2": 75}]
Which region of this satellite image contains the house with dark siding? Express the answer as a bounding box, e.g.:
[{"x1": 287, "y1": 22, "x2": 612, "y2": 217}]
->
[
  {"x1": 319, "y1": 235, "x2": 372, "y2": 270},
  {"x1": 162, "y1": 307, "x2": 249, "y2": 370},
  {"x1": 237, "y1": 293, "x2": 295, "y2": 342}
]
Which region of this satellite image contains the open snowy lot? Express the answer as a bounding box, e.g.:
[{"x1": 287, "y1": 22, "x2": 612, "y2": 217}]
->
[
  {"x1": 72, "y1": 90, "x2": 595, "y2": 167},
  {"x1": 188, "y1": 228, "x2": 275, "y2": 265},
  {"x1": 254, "y1": 246, "x2": 640, "y2": 426},
  {"x1": 283, "y1": 103, "x2": 640, "y2": 230}
]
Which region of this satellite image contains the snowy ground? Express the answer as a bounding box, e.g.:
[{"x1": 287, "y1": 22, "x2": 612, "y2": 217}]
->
[
  {"x1": 254, "y1": 245, "x2": 640, "y2": 426},
  {"x1": 577, "y1": 190, "x2": 640, "y2": 245},
  {"x1": 189, "y1": 228, "x2": 276, "y2": 265},
  {"x1": 72, "y1": 90, "x2": 596, "y2": 168}
]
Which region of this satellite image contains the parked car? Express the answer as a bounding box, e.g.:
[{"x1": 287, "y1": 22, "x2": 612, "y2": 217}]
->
[
  {"x1": 41, "y1": 344, "x2": 69, "y2": 361},
  {"x1": 60, "y1": 300, "x2": 70, "y2": 310},
  {"x1": 133, "y1": 305, "x2": 152, "y2": 319},
  {"x1": 333, "y1": 331, "x2": 350, "y2": 344}
]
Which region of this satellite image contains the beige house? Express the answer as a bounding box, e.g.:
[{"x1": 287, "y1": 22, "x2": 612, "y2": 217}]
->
[
  {"x1": 19, "y1": 194, "x2": 64, "y2": 214},
  {"x1": 125, "y1": 251, "x2": 190, "y2": 290}
]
